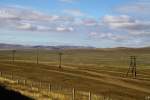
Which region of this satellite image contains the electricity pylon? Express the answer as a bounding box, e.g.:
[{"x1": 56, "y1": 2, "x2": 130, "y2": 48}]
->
[{"x1": 126, "y1": 56, "x2": 137, "y2": 78}]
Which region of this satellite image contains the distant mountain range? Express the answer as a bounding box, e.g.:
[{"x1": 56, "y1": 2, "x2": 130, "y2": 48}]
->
[
  {"x1": 0, "y1": 43, "x2": 150, "y2": 50},
  {"x1": 0, "y1": 43, "x2": 95, "y2": 50}
]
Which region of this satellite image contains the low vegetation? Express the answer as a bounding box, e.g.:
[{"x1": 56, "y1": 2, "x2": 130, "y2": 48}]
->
[{"x1": 0, "y1": 48, "x2": 150, "y2": 100}]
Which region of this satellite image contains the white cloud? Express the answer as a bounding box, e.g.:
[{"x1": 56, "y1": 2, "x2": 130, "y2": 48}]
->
[
  {"x1": 103, "y1": 15, "x2": 150, "y2": 31},
  {"x1": 129, "y1": 31, "x2": 150, "y2": 36},
  {"x1": 116, "y1": 1, "x2": 150, "y2": 14},
  {"x1": 63, "y1": 9, "x2": 85, "y2": 17},
  {"x1": 0, "y1": 6, "x2": 75, "y2": 32},
  {"x1": 90, "y1": 32, "x2": 98, "y2": 36},
  {"x1": 56, "y1": 26, "x2": 74, "y2": 32},
  {"x1": 16, "y1": 23, "x2": 35, "y2": 30},
  {"x1": 0, "y1": 7, "x2": 53, "y2": 22},
  {"x1": 0, "y1": 9, "x2": 17, "y2": 19},
  {"x1": 82, "y1": 18, "x2": 98, "y2": 26},
  {"x1": 16, "y1": 22, "x2": 53, "y2": 32},
  {"x1": 89, "y1": 32, "x2": 128, "y2": 42},
  {"x1": 0, "y1": 5, "x2": 150, "y2": 47},
  {"x1": 103, "y1": 15, "x2": 134, "y2": 24}
]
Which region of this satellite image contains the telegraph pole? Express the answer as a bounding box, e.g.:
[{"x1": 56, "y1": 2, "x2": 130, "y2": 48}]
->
[
  {"x1": 133, "y1": 56, "x2": 137, "y2": 78},
  {"x1": 59, "y1": 52, "x2": 63, "y2": 69}
]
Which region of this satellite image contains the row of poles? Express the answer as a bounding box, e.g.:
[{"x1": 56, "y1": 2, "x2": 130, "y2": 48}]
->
[
  {"x1": 11, "y1": 50, "x2": 137, "y2": 78},
  {"x1": 11, "y1": 49, "x2": 63, "y2": 69}
]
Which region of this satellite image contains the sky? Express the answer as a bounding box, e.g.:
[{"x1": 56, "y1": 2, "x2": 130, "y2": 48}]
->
[{"x1": 0, "y1": 0, "x2": 150, "y2": 47}]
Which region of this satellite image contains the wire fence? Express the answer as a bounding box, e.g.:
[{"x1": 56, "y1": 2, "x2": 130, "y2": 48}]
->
[{"x1": 0, "y1": 71, "x2": 112, "y2": 100}]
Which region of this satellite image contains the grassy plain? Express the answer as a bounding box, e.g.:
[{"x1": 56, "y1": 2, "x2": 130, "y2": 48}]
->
[{"x1": 0, "y1": 48, "x2": 150, "y2": 100}]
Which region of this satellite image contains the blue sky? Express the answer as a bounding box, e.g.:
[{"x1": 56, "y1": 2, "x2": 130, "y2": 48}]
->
[{"x1": 0, "y1": 0, "x2": 150, "y2": 47}]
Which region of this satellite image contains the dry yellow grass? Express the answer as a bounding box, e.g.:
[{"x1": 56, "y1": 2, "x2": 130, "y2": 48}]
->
[
  {"x1": 0, "y1": 49, "x2": 150, "y2": 100},
  {"x1": 0, "y1": 76, "x2": 105, "y2": 100}
]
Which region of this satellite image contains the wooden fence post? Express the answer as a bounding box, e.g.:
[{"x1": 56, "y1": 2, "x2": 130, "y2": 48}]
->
[
  {"x1": 72, "y1": 88, "x2": 75, "y2": 100},
  {"x1": 16, "y1": 80, "x2": 19, "y2": 84},
  {"x1": 23, "y1": 80, "x2": 26, "y2": 85},
  {"x1": 11, "y1": 72, "x2": 13, "y2": 80},
  {"x1": 49, "y1": 84, "x2": 51, "y2": 92},
  {"x1": 31, "y1": 82, "x2": 33, "y2": 89},
  {"x1": 89, "y1": 91, "x2": 91, "y2": 100}
]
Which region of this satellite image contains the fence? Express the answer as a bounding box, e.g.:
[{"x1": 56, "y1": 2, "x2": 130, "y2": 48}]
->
[{"x1": 0, "y1": 71, "x2": 109, "y2": 100}]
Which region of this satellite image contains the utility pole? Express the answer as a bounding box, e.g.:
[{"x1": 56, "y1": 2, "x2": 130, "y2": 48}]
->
[
  {"x1": 126, "y1": 56, "x2": 137, "y2": 78},
  {"x1": 59, "y1": 52, "x2": 63, "y2": 69},
  {"x1": 12, "y1": 50, "x2": 16, "y2": 64},
  {"x1": 133, "y1": 56, "x2": 137, "y2": 77},
  {"x1": 126, "y1": 56, "x2": 133, "y2": 77}
]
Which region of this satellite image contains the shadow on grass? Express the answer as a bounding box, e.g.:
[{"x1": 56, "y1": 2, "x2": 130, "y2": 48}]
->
[{"x1": 0, "y1": 85, "x2": 34, "y2": 100}]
